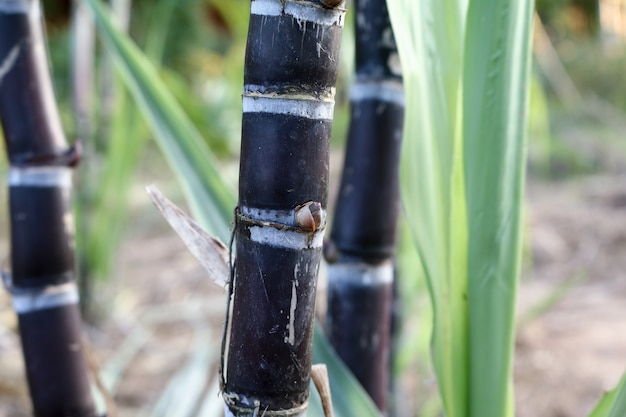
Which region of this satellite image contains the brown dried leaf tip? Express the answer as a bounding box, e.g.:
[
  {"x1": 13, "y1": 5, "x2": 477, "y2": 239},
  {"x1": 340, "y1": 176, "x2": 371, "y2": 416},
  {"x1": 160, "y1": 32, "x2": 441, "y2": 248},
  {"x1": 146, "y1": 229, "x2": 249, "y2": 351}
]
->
[
  {"x1": 311, "y1": 364, "x2": 334, "y2": 417},
  {"x1": 295, "y1": 201, "x2": 323, "y2": 232},
  {"x1": 145, "y1": 184, "x2": 230, "y2": 288}
]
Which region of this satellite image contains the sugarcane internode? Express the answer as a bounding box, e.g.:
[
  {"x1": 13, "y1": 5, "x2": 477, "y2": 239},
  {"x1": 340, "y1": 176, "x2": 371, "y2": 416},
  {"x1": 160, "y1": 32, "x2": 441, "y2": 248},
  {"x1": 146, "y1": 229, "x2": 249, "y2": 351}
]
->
[
  {"x1": 0, "y1": 1, "x2": 97, "y2": 416},
  {"x1": 222, "y1": 0, "x2": 344, "y2": 416}
]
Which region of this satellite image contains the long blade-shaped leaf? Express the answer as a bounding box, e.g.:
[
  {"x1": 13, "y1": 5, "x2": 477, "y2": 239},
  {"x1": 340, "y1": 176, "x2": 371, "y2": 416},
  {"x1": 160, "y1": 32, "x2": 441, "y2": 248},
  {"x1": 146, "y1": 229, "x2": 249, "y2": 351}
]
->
[
  {"x1": 463, "y1": 1, "x2": 534, "y2": 416},
  {"x1": 82, "y1": 0, "x2": 234, "y2": 242},
  {"x1": 387, "y1": 1, "x2": 469, "y2": 415},
  {"x1": 389, "y1": 0, "x2": 534, "y2": 416}
]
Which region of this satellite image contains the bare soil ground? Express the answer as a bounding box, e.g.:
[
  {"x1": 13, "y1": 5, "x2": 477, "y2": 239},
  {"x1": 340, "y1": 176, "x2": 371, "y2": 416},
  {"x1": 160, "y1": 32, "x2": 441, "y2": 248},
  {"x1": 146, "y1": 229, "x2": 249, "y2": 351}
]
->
[
  {"x1": 516, "y1": 176, "x2": 626, "y2": 417},
  {"x1": 2, "y1": 173, "x2": 626, "y2": 417}
]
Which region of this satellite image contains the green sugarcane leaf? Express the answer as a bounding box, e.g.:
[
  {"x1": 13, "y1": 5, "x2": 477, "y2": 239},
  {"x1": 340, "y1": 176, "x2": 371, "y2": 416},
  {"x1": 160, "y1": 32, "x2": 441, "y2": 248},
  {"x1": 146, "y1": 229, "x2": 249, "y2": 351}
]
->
[
  {"x1": 387, "y1": 0, "x2": 469, "y2": 415},
  {"x1": 82, "y1": 0, "x2": 234, "y2": 242},
  {"x1": 588, "y1": 374, "x2": 626, "y2": 417},
  {"x1": 463, "y1": 1, "x2": 534, "y2": 416},
  {"x1": 389, "y1": 0, "x2": 534, "y2": 416}
]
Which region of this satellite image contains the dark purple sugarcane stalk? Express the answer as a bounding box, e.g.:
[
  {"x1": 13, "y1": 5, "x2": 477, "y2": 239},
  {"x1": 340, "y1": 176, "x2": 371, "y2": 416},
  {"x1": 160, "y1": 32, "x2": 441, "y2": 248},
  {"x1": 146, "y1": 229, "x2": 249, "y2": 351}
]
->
[
  {"x1": 324, "y1": 0, "x2": 404, "y2": 412},
  {"x1": 0, "y1": 1, "x2": 97, "y2": 416},
  {"x1": 221, "y1": 1, "x2": 345, "y2": 416}
]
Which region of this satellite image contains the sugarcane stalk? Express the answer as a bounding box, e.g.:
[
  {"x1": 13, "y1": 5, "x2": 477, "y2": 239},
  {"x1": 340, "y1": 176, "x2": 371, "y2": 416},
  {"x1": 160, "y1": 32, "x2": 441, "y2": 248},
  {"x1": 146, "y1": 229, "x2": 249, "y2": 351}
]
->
[
  {"x1": 221, "y1": 1, "x2": 345, "y2": 416},
  {"x1": 323, "y1": 0, "x2": 404, "y2": 412},
  {"x1": 0, "y1": 1, "x2": 97, "y2": 416}
]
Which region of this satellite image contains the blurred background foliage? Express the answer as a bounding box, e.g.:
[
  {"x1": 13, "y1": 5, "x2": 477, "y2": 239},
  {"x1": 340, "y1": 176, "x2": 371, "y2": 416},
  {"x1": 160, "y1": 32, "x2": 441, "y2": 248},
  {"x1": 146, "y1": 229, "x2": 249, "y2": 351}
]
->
[
  {"x1": 536, "y1": 0, "x2": 599, "y2": 37},
  {"x1": 43, "y1": 0, "x2": 249, "y2": 156},
  {"x1": 531, "y1": 0, "x2": 626, "y2": 179}
]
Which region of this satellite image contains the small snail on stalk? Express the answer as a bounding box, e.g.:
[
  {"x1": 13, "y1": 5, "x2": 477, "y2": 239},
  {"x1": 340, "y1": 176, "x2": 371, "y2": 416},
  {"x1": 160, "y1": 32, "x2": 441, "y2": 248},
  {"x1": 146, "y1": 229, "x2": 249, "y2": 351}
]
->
[{"x1": 295, "y1": 201, "x2": 323, "y2": 232}]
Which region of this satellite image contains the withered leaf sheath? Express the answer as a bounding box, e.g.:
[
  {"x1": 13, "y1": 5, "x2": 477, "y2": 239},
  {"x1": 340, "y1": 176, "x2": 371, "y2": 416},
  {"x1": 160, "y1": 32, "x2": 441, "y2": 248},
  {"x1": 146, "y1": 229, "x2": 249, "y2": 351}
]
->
[
  {"x1": 0, "y1": 1, "x2": 96, "y2": 416},
  {"x1": 223, "y1": 1, "x2": 344, "y2": 416},
  {"x1": 324, "y1": 0, "x2": 404, "y2": 411}
]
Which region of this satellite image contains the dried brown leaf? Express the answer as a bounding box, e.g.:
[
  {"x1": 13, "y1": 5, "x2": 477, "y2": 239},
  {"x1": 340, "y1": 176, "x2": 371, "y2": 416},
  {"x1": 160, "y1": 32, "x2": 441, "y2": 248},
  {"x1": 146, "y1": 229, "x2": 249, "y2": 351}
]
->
[
  {"x1": 311, "y1": 364, "x2": 334, "y2": 417},
  {"x1": 146, "y1": 185, "x2": 230, "y2": 288}
]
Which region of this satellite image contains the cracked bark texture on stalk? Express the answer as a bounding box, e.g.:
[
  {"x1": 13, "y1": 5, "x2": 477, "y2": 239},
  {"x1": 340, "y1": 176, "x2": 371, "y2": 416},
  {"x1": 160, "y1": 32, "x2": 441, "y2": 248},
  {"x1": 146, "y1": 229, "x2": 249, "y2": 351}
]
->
[
  {"x1": 0, "y1": 1, "x2": 97, "y2": 416},
  {"x1": 324, "y1": 0, "x2": 404, "y2": 412},
  {"x1": 222, "y1": 0, "x2": 345, "y2": 416}
]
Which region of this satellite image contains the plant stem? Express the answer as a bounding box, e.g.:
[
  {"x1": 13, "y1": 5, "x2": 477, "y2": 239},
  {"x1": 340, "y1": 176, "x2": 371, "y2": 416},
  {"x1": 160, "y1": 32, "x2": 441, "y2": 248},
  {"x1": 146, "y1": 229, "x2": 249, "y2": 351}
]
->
[
  {"x1": 0, "y1": 1, "x2": 96, "y2": 415},
  {"x1": 222, "y1": 1, "x2": 345, "y2": 415},
  {"x1": 324, "y1": 0, "x2": 404, "y2": 412}
]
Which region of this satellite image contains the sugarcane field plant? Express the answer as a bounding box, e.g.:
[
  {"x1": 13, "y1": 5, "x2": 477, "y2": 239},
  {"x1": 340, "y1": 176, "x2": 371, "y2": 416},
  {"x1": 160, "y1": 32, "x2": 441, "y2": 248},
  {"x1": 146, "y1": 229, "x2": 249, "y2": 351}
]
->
[
  {"x1": 82, "y1": 1, "x2": 380, "y2": 415},
  {"x1": 221, "y1": 0, "x2": 348, "y2": 415},
  {"x1": 0, "y1": 0, "x2": 97, "y2": 415},
  {"x1": 4, "y1": 0, "x2": 626, "y2": 416}
]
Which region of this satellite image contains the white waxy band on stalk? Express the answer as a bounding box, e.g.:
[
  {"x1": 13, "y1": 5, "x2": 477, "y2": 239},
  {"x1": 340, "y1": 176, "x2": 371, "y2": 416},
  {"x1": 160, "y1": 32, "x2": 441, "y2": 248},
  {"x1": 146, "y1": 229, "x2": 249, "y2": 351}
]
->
[
  {"x1": 240, "y1": 206, "x2": 327, "y2": 250},
  {"x1": 328, "y1": 261, "x2": 394, "y2": 285},
  {"x1": 9, "y1": 166, "x2": 72, "y2": 188},
  {"x1": 12, "y1": 282, "x2": 79, "y2": 314},
  {"x1": 251, "y1": 0, "x2": 345, "y2": 27},
  {"x1": 284, "y1": 1, "x2": 345, "y2": 27},
  {"x1": 350, "y1": 80, "x2": 405, "y2": 107},
  {"x1": 250, "y1": 0, "x2": 282, "y2": 16},
  {"x1": 249, "y1": 225, "x2": 324, "y2": 249},
  {"x1": 240, "y1": 207, "x2": 295, "y2": 226},
  {"x1": 245, "y1": 84, "x2": 336, "y2": 102},
  {"x1": 243, "y1": 95, "x2": 335, "y2": 120},
  {"x1": 224, "y1": 401, "x2": 308, "y2": 417}
]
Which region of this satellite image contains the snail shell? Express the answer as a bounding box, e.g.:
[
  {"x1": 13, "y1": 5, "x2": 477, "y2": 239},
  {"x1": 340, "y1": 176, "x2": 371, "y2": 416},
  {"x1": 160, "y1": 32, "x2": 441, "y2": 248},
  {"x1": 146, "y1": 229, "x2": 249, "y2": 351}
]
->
[{"x1": 295, "y1": 201, "x2": 323, "y2": 232}]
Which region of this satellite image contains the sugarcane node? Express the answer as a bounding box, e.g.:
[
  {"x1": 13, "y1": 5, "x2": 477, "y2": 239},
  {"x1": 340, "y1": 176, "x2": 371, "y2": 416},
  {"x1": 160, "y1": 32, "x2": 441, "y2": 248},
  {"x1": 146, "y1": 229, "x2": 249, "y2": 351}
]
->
[
  {"x1": 13, "y1": 141, "x2": 84, "y2": 168},
  {"x1": 295, "y1": 201, "x2": 322, "y2": 232},
  {"x1": 320, "y1": 0, "x2": 343, "y2": 8}
]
